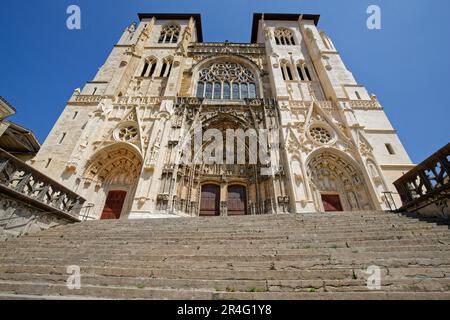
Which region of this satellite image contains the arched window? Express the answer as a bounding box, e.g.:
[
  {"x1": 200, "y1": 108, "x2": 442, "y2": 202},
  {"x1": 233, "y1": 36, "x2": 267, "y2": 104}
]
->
[
  {"x1": 232, "y1": 83, "x2": 240, "y2": 99},
  {"x1": 223, "y1": 82, "x2": 231, "y2": 100},
  {"x1": 281, "y1": 62, "x2": 294, "y2": 81},
  {"x1": 141, "y1": 62, "x2": 149, "y2": 77},
  {"x1": 158, "y1": 24, "x2": 181, "y2": 44},
  {"x1": 196, "y1": 61, "x2": 257, "y2": 100},
  {"x1": 213, "y1": 82, "x2": 222, "y2": 99},
  {"x1": 297, "y1": 66, "x2": 305, "y2": 81},
  {"x1": 205, "y1": 82, "x2": 213, "y2": 99},
  {"x1": 159, "y1": 58, "x2": 173, "y2": 78},
  {"x1": 304, "y1": 65, "x2": 312, "y2": 81},
  {"x1": 141, "y1": 58, "x2": 157, "y2": 77},
  {"x1": 274, "y1": 28, "x2": 296, "y2": 46},
  {"x1": 296, "y1": 63, "x2": 313, "y2": 81},
  {"x1": 248, "y1": 83, "x2": 257, "y2": 99},
  {"x1": 241, "y1": 83, "x2": 248, "y2": 99},
  {"x1": 355, "y1": 91, "x2": 361, "y2": 100},
  {"x1": 196, "y1": 82, "x2": 205, "y2": 98}
]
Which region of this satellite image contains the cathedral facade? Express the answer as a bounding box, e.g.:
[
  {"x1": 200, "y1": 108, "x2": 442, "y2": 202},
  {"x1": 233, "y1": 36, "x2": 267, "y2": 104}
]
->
[{"x1": 29, "y1": 13, "x2": 414, "y2": 220}]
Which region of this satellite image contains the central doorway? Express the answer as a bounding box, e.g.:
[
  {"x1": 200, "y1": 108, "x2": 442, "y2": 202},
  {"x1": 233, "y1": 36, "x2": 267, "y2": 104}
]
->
[
  {"x1": 101, "y1": 190, "x2": 127, "y2": 219},
  {"x1": 321, "y1": 193, "x2": 343, "y2": 212},
  {"x1": 200, "y1": 185, "x2": 220, "y2": 216},
  {"x1": 227, "y1": 185, "x2": 247, "y2": 216}
]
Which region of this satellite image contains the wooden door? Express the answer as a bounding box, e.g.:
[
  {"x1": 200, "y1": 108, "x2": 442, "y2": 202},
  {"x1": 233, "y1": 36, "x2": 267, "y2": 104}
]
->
[
  {"x1": 101, "y1": 191, "x2": 127, "y2": 220},
  {"x1": 200, "y1": 185, "x2": 220, "y2": 216},
  {"x1": 321, "y1": 194, "x2": 343, "y2": 212},
  {"x1": 227, "y1": 185, "x2": 247, "y2": 216}
]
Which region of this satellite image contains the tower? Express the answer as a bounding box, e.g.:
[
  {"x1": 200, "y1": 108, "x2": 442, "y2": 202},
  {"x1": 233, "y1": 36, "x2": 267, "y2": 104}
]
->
[{"x1": 30, "y1": 13, "x2": 414, "y2": 220}]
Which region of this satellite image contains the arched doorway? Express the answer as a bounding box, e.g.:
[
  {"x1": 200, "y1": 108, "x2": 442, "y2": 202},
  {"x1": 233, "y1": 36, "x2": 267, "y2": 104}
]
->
[
  {"x1": 101, "y1": 190, "x2": 127, "y2": 220},
  {"x1": 307, "y1": 150, "x2": 374, "y2": 212},
  {"x1": 200, "y1": 184, "x2": 220, "y2": 216},
  {"x1": 227, "y1": 185, "x2": 247, "y2": 216},
  {"x1": 82, "y1": 143, "x2": 143, "y2": 219}
]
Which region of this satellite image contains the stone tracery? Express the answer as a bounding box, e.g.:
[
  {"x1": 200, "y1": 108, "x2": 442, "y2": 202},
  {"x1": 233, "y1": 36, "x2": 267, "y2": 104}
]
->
[{"x1": 196, "y1": 61, "x2": 258, "y2": 99}]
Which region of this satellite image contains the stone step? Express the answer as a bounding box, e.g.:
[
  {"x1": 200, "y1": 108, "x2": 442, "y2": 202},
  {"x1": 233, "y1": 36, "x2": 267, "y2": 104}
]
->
[
  {"x1": 42, "y1": 218, "x2": 446, "y2": 234},
  {"x1": 1, "y1": 211, "x2": 449, "y2": 300},
  {"x1": 2, "y1": 249, "x2": 450, "y2": 264},
  {"x1": 0, "y1": 281, "x2": 449, "y2": 300},
  {"x1": 0, "y1": 273, "x2": 449, "y2": 293},
  {"x1": 30, "y1": 223, "x2": 449, "y2": 238},
  {"x1": 3, "y1": 244, "x2": 448, "y2": 259},
  {"x1": 3, "y1": 231, "x2": 448, "y2": 247},
  {"x1": 3, "y1": 237, "x2": 447, "y2": 252},
  {"x1": 1, "y1": 264, "x2": 449, "y2": 281}
]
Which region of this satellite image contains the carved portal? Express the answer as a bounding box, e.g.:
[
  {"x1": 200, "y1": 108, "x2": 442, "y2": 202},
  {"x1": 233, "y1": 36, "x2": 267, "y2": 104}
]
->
[
  {"x1": 156, "y1": 98, "x2": 290, "y2": 216},
  {"x1": 82, "y1": 143, "x2": 142, "y2": 219},
  {"x1": 307, "y1": 150, "x2": 374, "y2": 211}
]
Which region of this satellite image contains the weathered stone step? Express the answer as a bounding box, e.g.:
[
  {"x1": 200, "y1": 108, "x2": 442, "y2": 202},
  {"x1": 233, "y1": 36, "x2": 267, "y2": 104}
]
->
[
  {"x1": 3, "y1": 244, "x2": 448, "y2": 260},
  {"x1": 3, "y1": 237, "x2": 447, "y2": 252},
  {"x1": 32, "y1": 223, "x2": 449, "y2": 239},
  {"x1": 0, "y1": 273, "x2": 449, "y2": 293},
  {"x1": 43, "y1": 217, "x2": 446, "y2": 234},
  {"x1": 4, "y1": 230, "x2": 448, "y2": 247},
  {"x1": 0, "y1": 281, "x2": 449, "y2": 300},
  {"x1": 2, "y1": 249, "x2": 450, "y2": 264},
  {"x1": 1, "y1": 211, "x2": 449, "y2": 300},
  {"x1": 1, "y1": 264, "x2": 450, "y2": 281}
]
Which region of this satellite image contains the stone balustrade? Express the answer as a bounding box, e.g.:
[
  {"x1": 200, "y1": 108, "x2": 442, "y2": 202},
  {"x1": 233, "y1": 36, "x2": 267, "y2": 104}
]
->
[
  {"x1": 394, "y1": 143, "x2": 450, "y2": 218},
  {"x1": 0, "y1": 148, "x2": 85, "y2": 221}
]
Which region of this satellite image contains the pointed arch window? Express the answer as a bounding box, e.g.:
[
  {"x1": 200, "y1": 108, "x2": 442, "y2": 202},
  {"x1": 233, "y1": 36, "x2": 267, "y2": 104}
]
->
[
  {"x1": 196, "y1": 61, "x2": 258, "y2": 100},
  {"x1": 213, "y1": 82, "x2": 222, "y2": 99},
  {"x1": 196, "y1": 82, "x2": 205, "y2": 98},
  {"x1": 232, "y1": 83, "x2": 240, "y2": 99},
  {"x1": 159, "y1": 58, "x2": 173, "y2": 78},
  {"x1": 281, "y1": 62, "x2": 294, "y2": 81},
  {"x1": 274, "y1": 28, "x2": 296, "y2": 46},
  {"x1": 296, "y1": 63, "x2": 313, "y2": 82},
  {"x1": 205, "y1": 82, "x2": 213, "y2": 99},
  {"x1": 158, "y1": 24, "x2": 181, "y2": 44},
  {"x1": 141, "y1": 58, "x2": 157, "y2": 78}
]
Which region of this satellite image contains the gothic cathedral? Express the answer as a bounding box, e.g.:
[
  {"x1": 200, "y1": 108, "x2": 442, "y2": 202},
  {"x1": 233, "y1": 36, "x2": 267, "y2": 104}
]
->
[{"x1": 29, "y1": 13, "x2": 414, "y2": 220}]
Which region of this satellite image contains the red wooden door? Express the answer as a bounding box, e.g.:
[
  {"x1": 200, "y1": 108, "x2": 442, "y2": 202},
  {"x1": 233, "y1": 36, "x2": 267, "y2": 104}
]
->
[
  {"x1": 227, "y1": 185, "x2": 247, "y2": 216},
  {"x1": 200, "y1": 185, "x2": 220, "y2": 216},
  {"x1": 321, "y1": 194, "x2": 343, "y2": 212},
  {"x1": 101, "y1": 191, "x2": 127, "y2": 220}
]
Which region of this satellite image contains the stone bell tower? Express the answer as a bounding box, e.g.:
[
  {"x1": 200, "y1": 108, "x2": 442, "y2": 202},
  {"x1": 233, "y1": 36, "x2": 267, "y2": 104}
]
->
[{"x1": 252, "y1": 13, "x2": 414, "y2": 213}]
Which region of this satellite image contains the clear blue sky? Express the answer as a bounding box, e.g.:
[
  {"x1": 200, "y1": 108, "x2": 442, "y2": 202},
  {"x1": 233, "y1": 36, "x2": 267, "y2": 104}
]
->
[{"x1": 0, "y1": 0, "x2": 449, "y2": 164}]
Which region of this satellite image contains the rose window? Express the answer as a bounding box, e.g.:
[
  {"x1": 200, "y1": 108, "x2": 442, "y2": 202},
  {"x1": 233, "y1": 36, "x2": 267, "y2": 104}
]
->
[
  {"x1": 309, "y1": 126, "x2": 333, "y2": 144},
  {"x1": 115, "y1": 124, "x2": 138, "y2": 142}
]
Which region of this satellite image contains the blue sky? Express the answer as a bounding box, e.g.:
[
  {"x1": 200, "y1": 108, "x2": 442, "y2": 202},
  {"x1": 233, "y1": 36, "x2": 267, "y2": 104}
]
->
[{"x1": 0, "y1": 0, "x2": 449, "y2": 163}]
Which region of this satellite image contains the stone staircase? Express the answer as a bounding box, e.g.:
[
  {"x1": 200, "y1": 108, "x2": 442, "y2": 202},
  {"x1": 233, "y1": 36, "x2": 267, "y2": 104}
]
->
[{"x1": 0, "y1": 211, "x2": 449, "y2": 300}]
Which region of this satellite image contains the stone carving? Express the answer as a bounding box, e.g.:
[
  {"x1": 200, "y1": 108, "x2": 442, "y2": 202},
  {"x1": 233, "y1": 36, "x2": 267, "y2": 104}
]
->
[
  {"x1": 307, "y1": 150, "x2": 373, "y2": 211},
  {"x1": 0, "y1": 150, "x2": 85, "y2": 218},
  {"x1": 309, "y1": 126, "x2": 333, "y2": 145},
  {"x1": 199, "y1": 61, "x2": 255, "y2": 83},
  {"x1": 0, "y1": 195, "x2": 72, "y2": 241}
]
